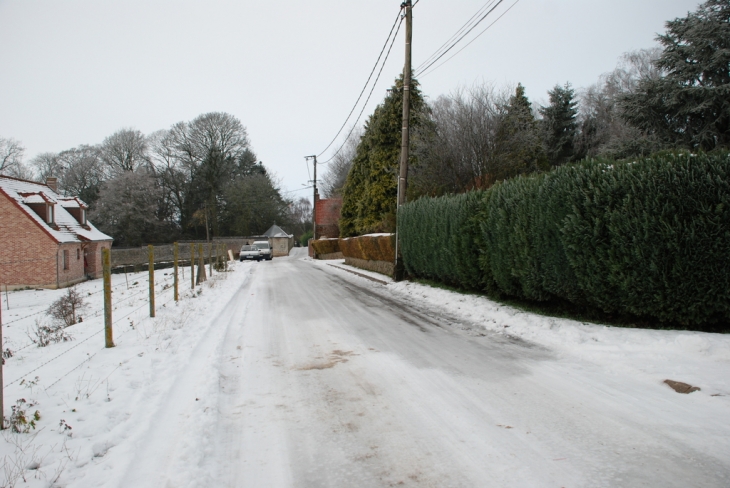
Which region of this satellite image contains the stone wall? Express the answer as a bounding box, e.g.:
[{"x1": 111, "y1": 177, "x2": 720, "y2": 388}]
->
[{"x1": 111, "y1": 238, "x2": 255, "y2": 269}]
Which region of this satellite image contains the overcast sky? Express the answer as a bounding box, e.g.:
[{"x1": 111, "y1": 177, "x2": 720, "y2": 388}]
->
[{"x1": 0, "y1": 0, "x2": 700, "y2": 200}]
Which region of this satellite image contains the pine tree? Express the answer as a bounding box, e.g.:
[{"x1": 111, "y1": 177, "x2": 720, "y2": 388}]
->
[
  {"x1": 339, "y1": 76, "x2": 426, "y2": 237},
  {"x1": 620, "y1": 0, "x2": 730, "y2": 150},
  {"x1": 494, "y1": 84, "x2": 547, "y2": 179},
  {"x1": 540, "y1": 83, "x2": 578, "y2": 167}
]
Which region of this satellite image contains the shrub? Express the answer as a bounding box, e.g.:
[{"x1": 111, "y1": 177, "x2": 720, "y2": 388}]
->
[
  {"x1": 47, "y1": 287, "x2": 88, "y2": 326},
  {"x1": 4, "y1": 399, "x2": 41, "y2": 434},
  {"x1": 338, "y1": 234, "x2": 395, "y2": 262},
  {"x1": 400, "y1": 151, "x2": 730, "y2": 327},
  {"x1": 29, "y1": 318, "x2": 73, "y2": 347},
  {"x1": 311, "y1": 238, "x2": 340, "y2": 255},
  {"x1": 399, "y1": 191, "x2": 483, "y2": 290}
]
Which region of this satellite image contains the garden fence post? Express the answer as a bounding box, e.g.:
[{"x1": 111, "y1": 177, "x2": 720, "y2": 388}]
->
[
  {"x1": 208, "y1": 242, "x2": 213, "y2": 277},
  {"x1": 173, "y1": 242, "x2": 179, "y2": 302},
  {"x1": 190, "y1": 243, "x2": 195, "y2": 290},
  {"x1": 148, "y1": 245, "x2": 155, "y2": 318},
  {"x1": 103, "y1": 248, "x2": 114, "y2": 348},
  {"x1": 197, "y1": 243, "x2": 206, "y2": 284}
]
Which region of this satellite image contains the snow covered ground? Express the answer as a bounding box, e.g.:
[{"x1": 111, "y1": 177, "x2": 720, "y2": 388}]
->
[{"x1": 1, "y1": 249, "x2": 729, "y2": 487}]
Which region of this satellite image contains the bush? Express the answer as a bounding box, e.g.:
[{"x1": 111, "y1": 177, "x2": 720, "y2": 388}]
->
[
  {"x1": 311, "y1": 238, "x2": 340, "y2": 255},
  {"x1": 300, "y1": 230, "x2": 313, "y2": 247},
  {"x1": 338, "y1": 234, "x2": 395, "y2": 262},
  {"x1": 398, "y1": 192, "x2": 483, "y2": 290},
  {"x1": 4, "y1": 399, "x2": 41, "y2": 434},
  {"x1": 400, "y1": 151, "x2": 730, "y2": 327},
  {"x1": 29, "y1": 318, "x2": 73, "y2": 347},
  {"x1": 47, "y1": 287, "x2": 88, "y2": 327}
]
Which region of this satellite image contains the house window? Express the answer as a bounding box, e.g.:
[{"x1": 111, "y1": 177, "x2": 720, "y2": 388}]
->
[
  {"x1": 77, "y1": 248, "x2": 81, "y2": 260},
  {"x1": 47, "y1": 204, "x2": 54, "y2": 224},
  {"x1": 81, "y1": 208, "x2": 86, "y2": 225},
  {"x1": 63, "y1": 250, "x2": 69, "y2": 270}
]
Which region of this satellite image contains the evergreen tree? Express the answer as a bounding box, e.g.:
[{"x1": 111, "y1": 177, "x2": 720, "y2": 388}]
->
[
  {"x1": 620, "y1": 0, "x2": 730, "y2": 150},
  {"x1": 339, "y1": 76, "x2": 426, "y2": 237},
  {"x1": 540, "y1": 83, "x2": 578, "y2": 167},
  {"x1": 494, "y1": 84, "x2": 547, "y2": 179}
]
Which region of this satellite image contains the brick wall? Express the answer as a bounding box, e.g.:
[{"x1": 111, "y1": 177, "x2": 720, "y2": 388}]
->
[
  {"x1": 0, "y1": 193, "x2": 78, "y2": 288},
  {"x1": 0, "y1": 192, "x2": 112, "y2": 289},
  {"x1": 84, "y1": 241, "x2": 112, "y2": 279},
  {"x1": 315, "y1": 196, "x2": 342, "y2": 238}
]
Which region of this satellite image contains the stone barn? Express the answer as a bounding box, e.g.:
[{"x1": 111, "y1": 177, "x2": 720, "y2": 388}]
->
[{"x1": 263, "y1": 224, "x2": 294, "y2": 257}]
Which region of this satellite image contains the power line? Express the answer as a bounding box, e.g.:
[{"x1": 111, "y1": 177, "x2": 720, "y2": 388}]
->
[
  {"x1": 321, "y1": 14, "x2": 405, "y2": 165},
  {"x1": 316, "y1": 7, "x2": 405, "y2": 158},
  {"x1": 415, "y1": 0, "x2": 506, "y2": 77},
  {"x1": 418, "y1": 0, "x2": 520, "y2": 79},
  {"x1": 414, "y1": 0, "x2": 498, "y2": 74}
]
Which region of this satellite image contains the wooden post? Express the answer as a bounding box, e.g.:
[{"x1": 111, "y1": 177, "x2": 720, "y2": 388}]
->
[
  {"x1": 190, "y1": 243, "x2": 195, "y2": 290},
  {"x1": 208, "y1": 242, "x2": 213, "y2": 277},
  {"x1": 103, "y1": 248, "x2": 114, "y2": 348},
  {"x1": 197, "y1": 243, "x2": 206, "y2": 284},
  {"x1": 148, "y1": 245, "x2": 155, "y2": 318},
  {"x1": 173, "y1": 242, "x2": 179, "y2": 302}
]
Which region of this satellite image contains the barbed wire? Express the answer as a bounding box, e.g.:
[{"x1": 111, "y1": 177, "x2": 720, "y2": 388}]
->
[{"x1": 4, "y1": 260, "x2": 229, "y2": 390}]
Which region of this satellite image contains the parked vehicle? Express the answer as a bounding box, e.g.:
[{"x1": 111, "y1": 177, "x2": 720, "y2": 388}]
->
[
  {"x1": 239, "y1": 245, "x2": 262, "y2": 262},
  {"x1": 253, "y1": 240, "x2": 273, "y2": 260}
]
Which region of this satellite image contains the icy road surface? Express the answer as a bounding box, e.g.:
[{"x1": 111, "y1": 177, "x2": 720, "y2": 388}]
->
[{"x1": 117, "y1": 248, "x2": 729, "y2": 488}]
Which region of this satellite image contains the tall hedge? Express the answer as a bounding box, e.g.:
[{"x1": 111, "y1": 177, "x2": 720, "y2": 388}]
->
[
  {"x1": 398, "y1": 191, "x2": 484, "y2": 290},
  {"x1": 400, "y1": 152, "x2": 730, "y2": 327}
]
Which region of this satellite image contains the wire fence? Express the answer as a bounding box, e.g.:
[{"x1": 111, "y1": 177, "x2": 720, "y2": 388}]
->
[{"x1": 1, "y1": 242, "x2": 233, "y2": 400}]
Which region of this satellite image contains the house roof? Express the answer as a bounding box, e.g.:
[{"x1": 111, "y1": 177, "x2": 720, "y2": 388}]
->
[
  {"x1": 263, "y1": 224, "x2": 292, "y2": 238},
  {"x1": 0, "y1": 175, "x2": 112, "y2": 244}
]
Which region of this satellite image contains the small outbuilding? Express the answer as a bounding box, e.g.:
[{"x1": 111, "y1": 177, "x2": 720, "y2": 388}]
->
[
  {"x1": 0, "y1": 176, "x2": 113, "y2": 289},
  {"x1": 263, "y1": 224, "x2": 294, "y2": 257}
]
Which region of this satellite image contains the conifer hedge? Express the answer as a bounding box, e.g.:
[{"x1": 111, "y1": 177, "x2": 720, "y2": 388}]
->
[
  {"x1": 399, "y1": 152, "x2": 730, "y2": 327},
  {"x1": 398, "y1": 191, "x2": 484, "y2": 290}
]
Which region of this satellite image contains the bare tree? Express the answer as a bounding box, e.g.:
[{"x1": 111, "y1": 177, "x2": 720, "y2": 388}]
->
[
  {"x1": 30, "y1": 152, "x2": 63, "y2": 181},
  {"x1": 575, "y1": 48, "x2": 664, "y2": 158},
  {"x1": 57, "y1": 145, "x2": 104, "y2": 205},
  {"x1": 287, "y1": 196, "x2": 313, "y2": 238},
  {"x1": 100, "y1": 128, "x2": 150, "y2": 176},
  {"x1": 412, "y1": 83, "x2": 508, "y2": 196},
  {"x1": 321, "y1": 126, "x2": 362, "y2": 197},
  {"x1": 0, "y1": 137, "x2": 25, "y2": 175}
]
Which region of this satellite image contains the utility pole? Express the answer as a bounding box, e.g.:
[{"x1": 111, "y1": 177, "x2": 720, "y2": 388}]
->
[
  {"x1": 305, "y1": 155, "x2": 318, "y2": 240},
  {"x1": 395, "y1": 0, "x2": 412, "y2": 281}
]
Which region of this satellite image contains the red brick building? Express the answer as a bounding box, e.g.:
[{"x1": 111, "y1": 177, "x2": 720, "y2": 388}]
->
[
  {"x1": 314, "y1": 194, "x2": 342, "y2": 239},
  {"x1": 0, "y1": 176, "x2": 113, "y2": 290}
]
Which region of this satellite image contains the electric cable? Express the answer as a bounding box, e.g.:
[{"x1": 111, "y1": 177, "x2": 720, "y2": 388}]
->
[
  {"x1": 316, "y1": 6, "x2": 405, "y2": 158},
  {"x1": 414, "y1": 0, "x2": 498, "y2": 74},
  {"x1": 415, "y1": 0, "x2": 506, "y2": 77},
  {"x1": 418, "y1": 0, "x2": 520, "y2": 78},
  {"x1": 320, "y1": 14, "x2": 405, "y2": 165}
]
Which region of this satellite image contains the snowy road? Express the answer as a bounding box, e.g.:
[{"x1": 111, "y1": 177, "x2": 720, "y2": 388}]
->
[{"x1": 120, "y1": 249, "x2": 729, "y2": 487}]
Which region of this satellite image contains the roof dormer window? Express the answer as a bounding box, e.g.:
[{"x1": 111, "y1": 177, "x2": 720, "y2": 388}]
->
[
  {"x1": 47, "y1": 204, "x2": 54, "y2": 225},
  {"x1": 80, "y1": 208, "x2": 87, "y2": 225}
]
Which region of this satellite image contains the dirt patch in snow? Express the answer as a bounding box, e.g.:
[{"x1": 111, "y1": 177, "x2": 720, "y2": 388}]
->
[{"x1": 664, "y1": 379, "x2": 701, "y2": 394}]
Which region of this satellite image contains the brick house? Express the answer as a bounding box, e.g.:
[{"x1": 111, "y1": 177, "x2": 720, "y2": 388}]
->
[
  {"x1": 314, "y1": 193, "x2": 342, "y2": 238},
  {"x1": 0, "y1": 176, "x2": 113, "y2": 290}
]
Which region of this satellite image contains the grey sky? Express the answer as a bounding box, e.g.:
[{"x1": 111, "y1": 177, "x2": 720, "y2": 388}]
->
[{"x1": 0, "y1": 0, "x2": 700, "y2": 199}]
